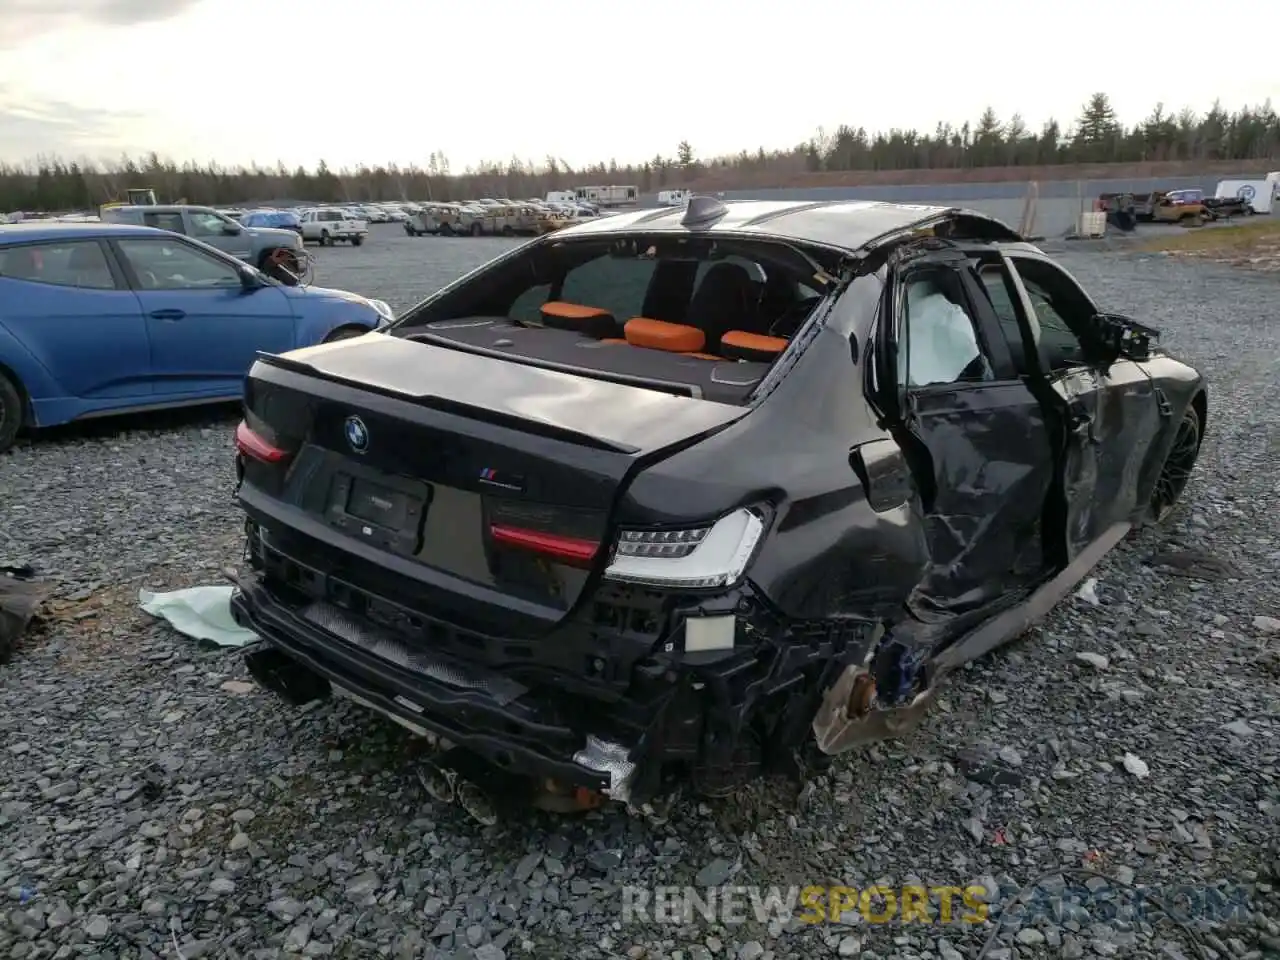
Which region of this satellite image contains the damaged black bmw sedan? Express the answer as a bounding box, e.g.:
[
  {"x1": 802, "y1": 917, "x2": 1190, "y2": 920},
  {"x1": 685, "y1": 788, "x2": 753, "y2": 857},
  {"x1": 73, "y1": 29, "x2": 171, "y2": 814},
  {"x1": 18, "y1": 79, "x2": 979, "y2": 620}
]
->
[{"x1": 228, "y1": 198, "x2": 1206, "y2": 814}]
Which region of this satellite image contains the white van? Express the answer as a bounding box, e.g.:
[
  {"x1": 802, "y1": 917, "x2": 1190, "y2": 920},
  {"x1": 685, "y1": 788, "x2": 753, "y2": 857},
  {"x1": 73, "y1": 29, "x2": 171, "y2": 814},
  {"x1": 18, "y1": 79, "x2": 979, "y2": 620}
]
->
[{"x1": 1214, "y1": 172, "x2": 1280, "y2": 215}]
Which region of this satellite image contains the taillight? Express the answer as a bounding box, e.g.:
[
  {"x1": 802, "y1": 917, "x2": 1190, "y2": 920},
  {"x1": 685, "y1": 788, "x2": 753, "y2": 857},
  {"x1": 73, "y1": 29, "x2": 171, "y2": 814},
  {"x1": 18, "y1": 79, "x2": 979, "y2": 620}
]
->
[
  {"x1": 604, "y1": 508, "x2": 765, "y2": 590},
  {"x1": 234, "y1": 420, "x2": 289, "y2": 464},
  {"x1": 489, "y1": 524, "x2": 599, "y2": 568}
]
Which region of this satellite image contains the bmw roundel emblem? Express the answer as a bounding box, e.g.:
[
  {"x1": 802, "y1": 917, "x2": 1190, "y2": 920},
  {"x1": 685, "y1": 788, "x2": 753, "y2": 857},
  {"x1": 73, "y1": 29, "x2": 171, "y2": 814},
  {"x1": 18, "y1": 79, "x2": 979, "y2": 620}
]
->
[{"x1": 344, "y1": 416, "x2": 369, "y2": 453}]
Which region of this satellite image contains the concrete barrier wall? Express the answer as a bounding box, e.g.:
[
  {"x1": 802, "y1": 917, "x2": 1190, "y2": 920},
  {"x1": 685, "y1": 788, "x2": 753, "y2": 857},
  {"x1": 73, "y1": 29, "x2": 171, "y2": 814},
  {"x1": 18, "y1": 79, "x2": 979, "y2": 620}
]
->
[{"x1": 639, "y1": 172, "x2": 1238, "y2": 238}]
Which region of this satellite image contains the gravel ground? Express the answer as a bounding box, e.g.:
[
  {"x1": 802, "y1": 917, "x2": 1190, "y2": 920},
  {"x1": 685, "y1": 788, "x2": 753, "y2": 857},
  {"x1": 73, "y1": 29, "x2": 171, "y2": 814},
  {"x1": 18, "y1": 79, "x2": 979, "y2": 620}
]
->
[{"x1": 2, "y1": 223, "x2": 1278, "y2": 960}]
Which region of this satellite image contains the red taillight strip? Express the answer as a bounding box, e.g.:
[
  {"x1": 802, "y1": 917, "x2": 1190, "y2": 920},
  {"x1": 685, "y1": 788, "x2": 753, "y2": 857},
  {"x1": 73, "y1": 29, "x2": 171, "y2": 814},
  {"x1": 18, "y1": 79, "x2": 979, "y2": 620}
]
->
[
  {"x1": 489, "y1": 524, "x2": 599, "y2": 566},
  {"x1": 235, "y1": 420, "x2": 289, "y2": 464}
]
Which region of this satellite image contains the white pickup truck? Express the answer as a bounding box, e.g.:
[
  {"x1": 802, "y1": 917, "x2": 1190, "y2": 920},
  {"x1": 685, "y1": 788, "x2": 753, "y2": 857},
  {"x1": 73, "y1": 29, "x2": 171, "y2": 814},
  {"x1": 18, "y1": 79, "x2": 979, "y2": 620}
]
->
[{"x1": 299, "y1": 208, "x2": 368, "y2": 246}]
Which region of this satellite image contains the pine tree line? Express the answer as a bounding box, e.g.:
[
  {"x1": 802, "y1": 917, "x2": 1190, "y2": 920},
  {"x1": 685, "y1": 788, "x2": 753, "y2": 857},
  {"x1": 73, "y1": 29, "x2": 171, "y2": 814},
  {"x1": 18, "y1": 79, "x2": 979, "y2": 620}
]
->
[{"x1": 2, "y1": 93, "x2": 1278, "y2": 213}]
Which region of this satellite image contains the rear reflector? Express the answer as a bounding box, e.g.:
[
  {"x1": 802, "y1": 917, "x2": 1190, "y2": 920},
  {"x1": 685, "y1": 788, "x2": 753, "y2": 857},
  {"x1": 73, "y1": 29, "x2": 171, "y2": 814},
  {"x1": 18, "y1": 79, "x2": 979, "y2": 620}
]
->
[
  {"x1": 235, "y1": 420, "x2": 289, "y2": 463},
  {"x1": 490, "y1": 524, "x2": 599, "y2": 566},
  {"x1": 684, "y1": 615, "x2": 736, "y2": 652}
]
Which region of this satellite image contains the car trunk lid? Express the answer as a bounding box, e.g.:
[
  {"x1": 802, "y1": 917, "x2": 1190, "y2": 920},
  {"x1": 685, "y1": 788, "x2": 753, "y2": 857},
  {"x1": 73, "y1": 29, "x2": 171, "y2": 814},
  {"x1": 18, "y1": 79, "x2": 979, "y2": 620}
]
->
[{"x1": 237, "y1": 335, "x2": 746, "y2": 638}]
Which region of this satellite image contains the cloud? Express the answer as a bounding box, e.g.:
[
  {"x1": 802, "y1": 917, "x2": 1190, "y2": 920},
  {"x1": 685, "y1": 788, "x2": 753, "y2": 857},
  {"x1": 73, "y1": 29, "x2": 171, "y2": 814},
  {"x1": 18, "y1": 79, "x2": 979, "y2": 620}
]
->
[
  {"x1": 0, "y1": 0, "x2": 203, "y2": 49},
  {"x1": 0, "y1": 97, "x2": 148, "y2": 165}
]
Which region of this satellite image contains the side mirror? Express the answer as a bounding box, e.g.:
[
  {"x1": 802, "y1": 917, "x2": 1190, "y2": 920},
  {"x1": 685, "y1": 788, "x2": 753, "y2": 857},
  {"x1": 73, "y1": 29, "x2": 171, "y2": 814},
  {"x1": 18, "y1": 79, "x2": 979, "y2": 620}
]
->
[
  {"x1": 239, "y1": 268, "x2": 263, "y2": 292},
  {"x1": 1086, "y1": 312, "x2": 1157, "y2": 363},
  {"x1": 222, "y1": 223, "x2": 242, "y2": 235}
]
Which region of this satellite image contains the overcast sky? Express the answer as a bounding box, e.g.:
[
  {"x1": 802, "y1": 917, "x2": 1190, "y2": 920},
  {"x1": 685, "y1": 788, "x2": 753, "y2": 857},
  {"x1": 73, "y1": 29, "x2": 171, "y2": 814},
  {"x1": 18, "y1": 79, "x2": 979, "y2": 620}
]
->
[{"x1": 0, "y1": 0, "x2": 1276, "y2": 172}]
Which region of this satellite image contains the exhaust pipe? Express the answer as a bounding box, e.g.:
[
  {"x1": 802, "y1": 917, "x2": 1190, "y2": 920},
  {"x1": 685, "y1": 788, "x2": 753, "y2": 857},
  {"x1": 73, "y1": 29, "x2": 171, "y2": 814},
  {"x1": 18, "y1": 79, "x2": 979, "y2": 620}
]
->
[
  {"x1": 416, "y1": 761, "x2": 458, "y2": 804},
  {"x1": 244, "y1": 646, "x2": 331, "y2": 706},
  {"x1": 417, "y1": 747, "x2": 534, "y2": 823},
  {"x1": 456, "y1": 780, "x2": 499, "y2": 826}
]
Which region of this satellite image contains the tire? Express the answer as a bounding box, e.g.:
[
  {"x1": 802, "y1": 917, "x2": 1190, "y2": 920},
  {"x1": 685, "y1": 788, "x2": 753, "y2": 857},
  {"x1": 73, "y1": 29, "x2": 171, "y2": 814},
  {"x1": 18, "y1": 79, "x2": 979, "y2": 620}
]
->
[
  {"x1": 471, "y1": 222, "x2": 483, "y2": 237},
  {"x1": 320, "y1": 230, "x2": 331, "y2": 246},
  {"x1": 440, "y1": 224, "x2": 453, "y2": 236},
  {"x1": 1149, "y1": 405, "x2": 1202, "y2": 523},
  {"x1": 0, "y1": 371, "x2": 22, "y2": 454},
  {"x1": 351, "y1": 236, "x2": 364, "y2": 247},
  {"x1": 323, "y1": 326, "x2": 367, "y2": 343},
  {"x1": 501, "y1": 225, "x2": 514, "y2": 237}
]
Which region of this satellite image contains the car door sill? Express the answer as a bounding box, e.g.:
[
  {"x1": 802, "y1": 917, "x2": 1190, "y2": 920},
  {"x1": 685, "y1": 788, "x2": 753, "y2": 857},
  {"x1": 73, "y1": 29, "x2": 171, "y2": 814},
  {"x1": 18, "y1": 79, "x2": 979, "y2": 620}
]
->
[
  {"x1": 934, "y1": 520, "x2": 1131, "y2": 671},
  {"x1": 71, "y1": 394, "x2": 237, "y2": 420}
]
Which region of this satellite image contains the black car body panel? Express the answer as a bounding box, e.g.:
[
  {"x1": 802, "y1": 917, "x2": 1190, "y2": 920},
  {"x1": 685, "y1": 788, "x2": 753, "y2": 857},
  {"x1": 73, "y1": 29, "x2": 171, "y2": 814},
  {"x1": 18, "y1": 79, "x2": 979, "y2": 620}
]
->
[
  {"x1": 264, "y1": 335, "x2": 750, "y2": 453},
  {"x1": 228, "y1": 199, "x2": 1207, "y2": 807}
]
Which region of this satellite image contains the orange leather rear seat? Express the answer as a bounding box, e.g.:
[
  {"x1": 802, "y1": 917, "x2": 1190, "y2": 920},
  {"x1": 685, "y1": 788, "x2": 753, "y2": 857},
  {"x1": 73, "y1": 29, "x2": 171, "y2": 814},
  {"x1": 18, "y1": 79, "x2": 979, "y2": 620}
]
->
[
  {"x1": 539, "y1": 301, "x2": 618, "y2": 338},
  {"x1": 720, "y1": 331, "x2": 788, "y2": 362},
  {"x1": 624, "y1": 317, "x2": 705, "y2": 354}
]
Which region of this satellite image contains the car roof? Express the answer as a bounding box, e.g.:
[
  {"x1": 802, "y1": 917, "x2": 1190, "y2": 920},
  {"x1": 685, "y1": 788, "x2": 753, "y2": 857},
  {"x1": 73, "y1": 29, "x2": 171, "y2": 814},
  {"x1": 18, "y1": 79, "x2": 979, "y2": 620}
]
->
[
  {"x1": 104, "y1": 204, "x2": 212, "y2": 213},
  {"x1": 0, "y1": 221, "x2": 167, "y2": 245},
  {"x1": 550, "y1": 198, "x2": 1022, "y2": 252}
]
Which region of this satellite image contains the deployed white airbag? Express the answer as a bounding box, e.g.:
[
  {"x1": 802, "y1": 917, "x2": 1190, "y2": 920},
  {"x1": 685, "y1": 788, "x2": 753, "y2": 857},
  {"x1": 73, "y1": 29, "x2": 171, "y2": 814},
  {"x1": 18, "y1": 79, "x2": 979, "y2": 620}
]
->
[{"x1": 904, "y1": 281, "x2": 984, "y2": 386}]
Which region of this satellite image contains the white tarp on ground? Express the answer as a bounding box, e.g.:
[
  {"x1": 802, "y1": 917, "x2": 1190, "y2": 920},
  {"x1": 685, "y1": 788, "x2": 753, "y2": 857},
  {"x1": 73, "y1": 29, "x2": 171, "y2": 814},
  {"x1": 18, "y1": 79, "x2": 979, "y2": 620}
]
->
[{"x1": 138, "y1": 586, "x2": 258, "y2": 648}]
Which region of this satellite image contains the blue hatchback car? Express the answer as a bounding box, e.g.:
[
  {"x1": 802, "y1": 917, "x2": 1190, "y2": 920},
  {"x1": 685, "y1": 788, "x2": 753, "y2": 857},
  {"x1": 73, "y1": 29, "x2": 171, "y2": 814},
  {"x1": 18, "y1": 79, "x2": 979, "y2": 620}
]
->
[{"x1": 0, "y1": 222, "x2": 394, "y2": 451}]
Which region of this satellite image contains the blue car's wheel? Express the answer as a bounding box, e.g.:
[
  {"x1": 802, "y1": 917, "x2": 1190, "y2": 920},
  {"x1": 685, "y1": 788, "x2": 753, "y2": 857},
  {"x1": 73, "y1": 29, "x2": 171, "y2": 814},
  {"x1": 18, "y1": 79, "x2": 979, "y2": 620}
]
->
[
  {"x1": 322, "y1": 326, "x2": 367, "y2": 343},
  {"x1": 0, "y1": 372, "x2": 22, "y2": 454}
]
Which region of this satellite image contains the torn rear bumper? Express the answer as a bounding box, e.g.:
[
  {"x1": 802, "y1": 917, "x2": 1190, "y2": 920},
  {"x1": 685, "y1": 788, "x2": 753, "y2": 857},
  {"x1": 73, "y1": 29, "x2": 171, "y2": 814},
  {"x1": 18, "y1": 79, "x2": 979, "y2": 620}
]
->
[
  {"x1": 228, "y1": 512, "x2": 884, "y2": 803},
  {"x1": 228, "y1": 574, "x2": 636, "y2": 798}
]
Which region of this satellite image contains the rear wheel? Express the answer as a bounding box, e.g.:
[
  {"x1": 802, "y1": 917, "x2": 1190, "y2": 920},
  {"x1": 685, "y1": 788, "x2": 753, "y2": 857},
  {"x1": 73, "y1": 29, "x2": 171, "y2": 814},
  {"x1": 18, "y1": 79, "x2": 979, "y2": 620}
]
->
[
  {"x1": 351, "y1": 236, "x2": 364, "y2": 247},
  {"x1": 471, "y1": 222, "x2": 483, "y2": 237},
  {"x1": 0, "y1": 372, "x2": 24, "y2": 454},
  {"x1": 320, "y1": 230, "x2": 331, "y2": 246},
  {"x1": 1150, "y1": 406, "x2": 1202, "y2": 522}
]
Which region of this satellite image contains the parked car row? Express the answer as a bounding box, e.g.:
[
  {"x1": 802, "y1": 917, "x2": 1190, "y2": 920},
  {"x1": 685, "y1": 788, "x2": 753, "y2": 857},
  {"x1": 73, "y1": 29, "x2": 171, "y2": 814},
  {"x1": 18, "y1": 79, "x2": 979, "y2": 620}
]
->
[
  {"x1": 221, "y1": 202, "x2": 410, "y2": 225},
  {"x1": 212, "y1": 198, "x2": 609, "y2": 244},
  {"x1": 1096, "y1": 174, "x2": 1280, "y2": 229},
  {"x1": 405, "y1": 198, "x2": 603, "y2": 237}
]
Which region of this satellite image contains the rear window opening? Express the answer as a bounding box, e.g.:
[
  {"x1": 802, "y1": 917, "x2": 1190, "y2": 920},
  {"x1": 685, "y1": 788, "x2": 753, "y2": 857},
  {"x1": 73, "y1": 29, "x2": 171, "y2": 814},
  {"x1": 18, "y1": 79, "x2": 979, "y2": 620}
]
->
[{"x1": 393, "y1": 234, "x2": 837, "y2": 404}]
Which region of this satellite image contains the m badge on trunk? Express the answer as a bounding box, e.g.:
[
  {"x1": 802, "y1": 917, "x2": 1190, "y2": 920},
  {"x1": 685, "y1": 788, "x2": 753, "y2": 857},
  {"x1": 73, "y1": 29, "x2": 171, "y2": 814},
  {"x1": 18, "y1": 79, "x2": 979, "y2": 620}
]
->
[
  {"x1": 479, "y1": 467, "x2": 525, "y2": 492},
  {"x1": 344, "y1": 416, "x2": 369, "y2": 454}
]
